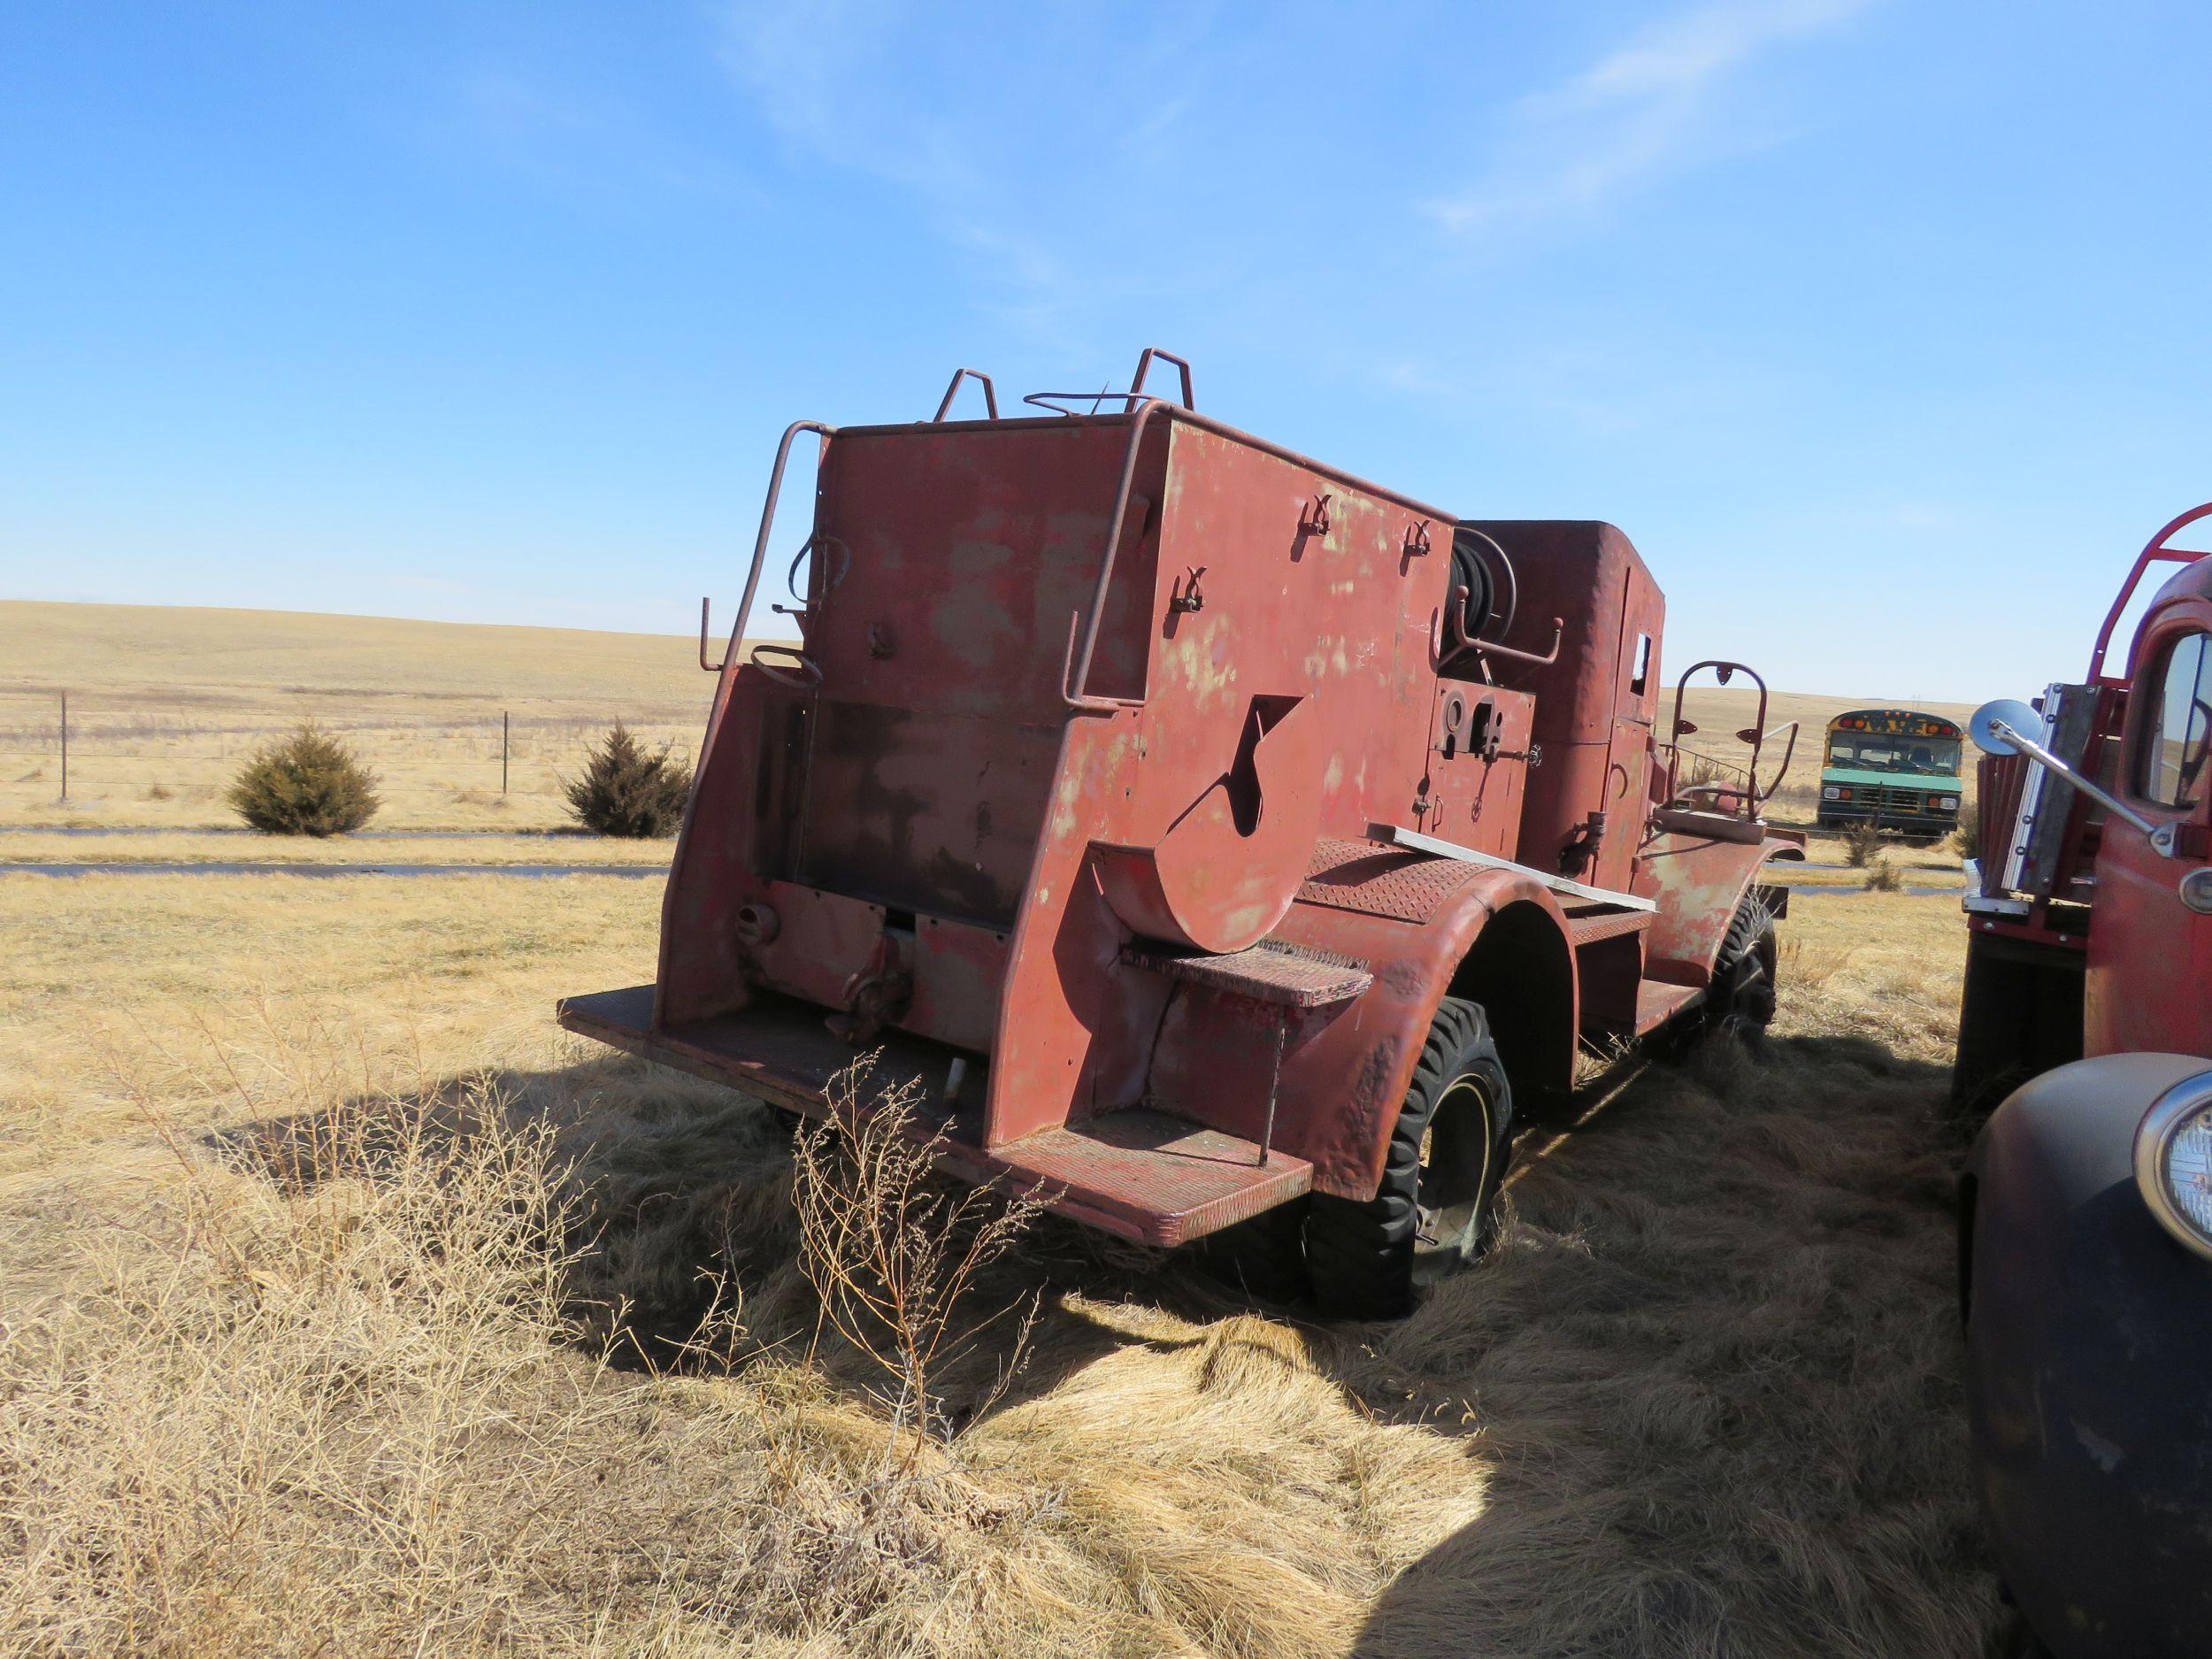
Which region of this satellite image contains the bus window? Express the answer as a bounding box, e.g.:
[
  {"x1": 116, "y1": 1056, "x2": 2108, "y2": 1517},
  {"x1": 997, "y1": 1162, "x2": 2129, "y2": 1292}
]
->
[{"x1": 1826, "y1": 733, "x2": 1960, "y2": 774}]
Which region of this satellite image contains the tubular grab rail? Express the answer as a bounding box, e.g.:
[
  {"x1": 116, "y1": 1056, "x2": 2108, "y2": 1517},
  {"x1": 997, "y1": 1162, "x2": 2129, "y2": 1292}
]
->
[
  {"x1": 931, "y1": 368, "x2": 999, "y2": 422},
  {"x1": 1663, "y1": 660, "x2": 1792, "y2": 818},
  {"x1": 707, "y1": 419, "x2": 837, "y2": 686},
  {"x1": 2088, "y1": 501, "x2": 2212, "y2": 685}
]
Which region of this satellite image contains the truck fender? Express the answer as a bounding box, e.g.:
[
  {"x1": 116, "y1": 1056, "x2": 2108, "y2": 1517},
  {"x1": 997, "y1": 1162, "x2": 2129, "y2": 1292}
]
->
[
  {"x1": 1963, "y1": 1052, "x2": 2212, "y2": 1659},
  {"x1": 1141, "y1": 856, "x2": 1578, "y2": 1201},
  {"x1": 1633, "y1": 829, "x2": 1802, "y2": 988}
]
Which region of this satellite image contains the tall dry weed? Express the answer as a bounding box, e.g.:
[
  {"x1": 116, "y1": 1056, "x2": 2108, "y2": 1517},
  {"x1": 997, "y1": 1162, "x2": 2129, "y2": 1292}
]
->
[
  {"x1": 1841, "y1": 820, "x2": 1888, "y2": 867},
  {"x1": 789, "y1": 1068, "x2": 1046, "y2": 1470}
]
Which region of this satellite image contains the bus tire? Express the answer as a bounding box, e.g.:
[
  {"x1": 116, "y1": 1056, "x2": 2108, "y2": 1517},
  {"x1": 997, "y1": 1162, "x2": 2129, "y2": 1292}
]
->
[{"x1": 1305, "y1": 997, "x2": 1512, "y2": 1320}]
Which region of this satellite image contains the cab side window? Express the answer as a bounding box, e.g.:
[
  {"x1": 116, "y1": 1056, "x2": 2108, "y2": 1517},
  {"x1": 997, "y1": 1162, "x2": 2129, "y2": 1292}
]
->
[{"x1": 2139, "y1": 630, "x2": 2212, "y2": 808}]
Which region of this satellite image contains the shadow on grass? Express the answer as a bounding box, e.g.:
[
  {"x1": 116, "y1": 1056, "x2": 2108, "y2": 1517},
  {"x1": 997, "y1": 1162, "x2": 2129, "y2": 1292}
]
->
[
  {"x1": 1341, "y1": 1033, "x2": 1993, "y2": 1657},
  {"x1": 211, "y1": 1026, "x2": 1998, "y2": 1657},
  {"x1": 204, "y1": 1047, "x2": 1234, "y2": 1410}
]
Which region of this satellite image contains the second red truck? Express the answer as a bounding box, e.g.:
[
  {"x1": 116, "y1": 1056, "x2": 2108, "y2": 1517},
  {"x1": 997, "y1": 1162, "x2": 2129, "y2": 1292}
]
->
[{"x1": 562, "y1": 350, "x2": 1804, "y2": 1315}]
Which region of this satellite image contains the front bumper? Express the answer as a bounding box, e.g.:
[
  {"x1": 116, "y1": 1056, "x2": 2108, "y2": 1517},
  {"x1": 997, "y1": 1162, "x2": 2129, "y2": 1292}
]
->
[{"x1": 1816, "y1": 799, "x2": 1958, "y2": 833}]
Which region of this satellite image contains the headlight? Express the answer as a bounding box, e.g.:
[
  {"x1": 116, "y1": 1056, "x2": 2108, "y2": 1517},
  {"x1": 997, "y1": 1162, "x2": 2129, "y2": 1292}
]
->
[
  {"x1": 1938, "y1": 796, "x2": 1960, "y2": 810},
  {"x1": 2134, "y1": 1073, "x2": 2212, "y2": 1260},
  {"x1": 1821, "y1": 785, "x2": 1840, "y2": 801}
]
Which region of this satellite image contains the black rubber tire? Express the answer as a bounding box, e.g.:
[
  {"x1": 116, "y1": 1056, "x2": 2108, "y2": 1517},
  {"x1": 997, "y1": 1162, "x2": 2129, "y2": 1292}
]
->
[
  {"x1": 1188, "y1": 1202, "x2": 1311, "y2": 1305},
  {"x1": 1305, "y1": 996, "x2": 1512, "y2": 1320},
  {"x1": 1990, "y1": 1607, "x2": 2057, "y2": 1659},
  {"x1": 1707, "y1": 891, "x2": 1779, "y2": 1035}
]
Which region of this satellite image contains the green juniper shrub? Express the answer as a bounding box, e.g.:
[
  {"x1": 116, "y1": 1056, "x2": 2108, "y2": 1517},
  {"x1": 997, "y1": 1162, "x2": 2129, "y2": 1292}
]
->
[
  {"x1": 227, "y1": 722, "x2": 380, "y2": 836},
  {"x1": 565, "y1": 724, "x2": 693, "y2": 838}
]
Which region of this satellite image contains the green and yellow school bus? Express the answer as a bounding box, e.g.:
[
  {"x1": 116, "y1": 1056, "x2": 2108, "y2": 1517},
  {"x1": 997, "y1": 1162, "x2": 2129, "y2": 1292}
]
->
[{"x1": 1816, "y1": 709, "x2": 1964, "y2": 837}]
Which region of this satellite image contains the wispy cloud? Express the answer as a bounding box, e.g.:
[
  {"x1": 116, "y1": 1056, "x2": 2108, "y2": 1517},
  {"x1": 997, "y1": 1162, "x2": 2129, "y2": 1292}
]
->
[
  {"x1": 434, "y1": 65, "x2": 757, "y2": 207},
  {"x1": 707, "y1": 0, "x2": 1217, "y2": 357},
  {"x1": 1429, "y1": 0, "x2": 1875, "y2": 239},
  {"x1": 714, "y1": 0, "x2": 972, "y2": 194}
]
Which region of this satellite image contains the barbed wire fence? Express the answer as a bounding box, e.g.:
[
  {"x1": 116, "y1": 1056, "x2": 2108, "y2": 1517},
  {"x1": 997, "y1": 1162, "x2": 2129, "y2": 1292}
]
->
[{"x1": 0, "y1": 688, "x2": 699, "y2": 821}]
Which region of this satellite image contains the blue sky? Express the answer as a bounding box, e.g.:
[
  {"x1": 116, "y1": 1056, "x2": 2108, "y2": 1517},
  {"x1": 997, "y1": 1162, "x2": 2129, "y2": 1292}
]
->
[{"x1": 3, "y1": 1, "x2": 2208, "y2": 702}]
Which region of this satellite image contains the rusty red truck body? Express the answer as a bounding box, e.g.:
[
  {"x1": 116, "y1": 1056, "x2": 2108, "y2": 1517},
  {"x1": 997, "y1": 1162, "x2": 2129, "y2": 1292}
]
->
[
  {"x1": 561, "y1": 352, "x2": 1802, "y2": 1313},
  {"x1": 1953, "y1": 503, "x2": 2212, "y2": 1659}
]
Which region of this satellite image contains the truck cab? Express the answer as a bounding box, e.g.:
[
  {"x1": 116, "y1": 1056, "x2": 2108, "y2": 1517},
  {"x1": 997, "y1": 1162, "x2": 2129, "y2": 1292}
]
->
[
  {"x1": 562, "y1": 353, "x2": 1803, "y2": 1315},
  {"x1": 1952, "y1": 503, "x2": 2212, "y2": 1658}
]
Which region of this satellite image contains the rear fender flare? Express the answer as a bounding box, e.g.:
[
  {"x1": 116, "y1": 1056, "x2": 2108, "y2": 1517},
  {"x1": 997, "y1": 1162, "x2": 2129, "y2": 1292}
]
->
[{"x1": 1258, "y1": 867, "x2": 1578, "y2": 1199}]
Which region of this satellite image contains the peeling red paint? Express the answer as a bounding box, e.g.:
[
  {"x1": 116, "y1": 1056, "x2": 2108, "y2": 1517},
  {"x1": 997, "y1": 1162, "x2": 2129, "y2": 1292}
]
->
[{"x1": 563, "y1": 366, "x2": 1792, "y2": 1241}]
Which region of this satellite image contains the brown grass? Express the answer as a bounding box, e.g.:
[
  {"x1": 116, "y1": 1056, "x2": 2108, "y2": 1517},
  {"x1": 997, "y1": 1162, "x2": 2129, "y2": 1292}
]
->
[
  {"x1": 0, "y1": 868, "x2": 1996, "y2": 1655},
  {"x1": 0, "y1": 830, "x2": 673, "y2": 865},
  {"x1": 0, "y1": 602, "x2": 776, "y2": 831}
]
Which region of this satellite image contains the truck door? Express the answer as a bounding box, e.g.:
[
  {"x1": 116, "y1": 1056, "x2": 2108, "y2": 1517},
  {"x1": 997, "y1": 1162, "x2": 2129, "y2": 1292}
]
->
[
  {"x1": 2086, "y1": 609, "x2": 2212, "y2": 1056},
  {"x1": 1594, "y1": 566, "x2": 1663, "y2": 894}
]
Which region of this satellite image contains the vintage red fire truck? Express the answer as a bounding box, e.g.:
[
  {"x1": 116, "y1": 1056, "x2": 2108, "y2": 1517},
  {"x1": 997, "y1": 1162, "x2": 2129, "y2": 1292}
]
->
[
  {"x1": 1953, "y1": 502, "x2": 2212, "y2": 1658},
  {"x1": 562, "y1": 351, "x2": 1803, "y2": 1315}
]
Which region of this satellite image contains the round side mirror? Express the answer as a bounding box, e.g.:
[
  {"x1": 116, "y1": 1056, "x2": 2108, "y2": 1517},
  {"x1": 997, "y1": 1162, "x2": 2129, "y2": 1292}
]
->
[{"x1": 1970, "y1": 698, "x2": 2041, "y2": 757}]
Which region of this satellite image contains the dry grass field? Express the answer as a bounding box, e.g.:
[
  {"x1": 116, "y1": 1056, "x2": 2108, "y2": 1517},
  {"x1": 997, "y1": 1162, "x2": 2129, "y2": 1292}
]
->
[
  {"x1": 0, "y1": 603, "x2": 1997, "y2": 1656},
  {"x1": 0, "y1": 875, "x2": 1991, "y2": 1658},
  {"x1": 0, "y1": 601, "x2": 748, "y2": 832}
]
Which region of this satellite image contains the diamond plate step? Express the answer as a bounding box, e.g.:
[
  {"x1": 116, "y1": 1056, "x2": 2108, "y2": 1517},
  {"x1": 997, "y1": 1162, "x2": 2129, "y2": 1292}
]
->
[
  {"x1": 1563, "y1": 906, "x2": 1655, "y2": 947},
  {"x1": 1121, "y1": 937, "x2": 1374, "y2": 1007}
]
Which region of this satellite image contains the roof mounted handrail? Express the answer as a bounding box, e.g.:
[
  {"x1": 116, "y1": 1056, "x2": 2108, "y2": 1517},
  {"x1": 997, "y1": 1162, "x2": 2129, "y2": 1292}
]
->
[
  {"x1": 1127, "y1": 345, "x2": 1194, "y2": 410},
  {"x1": 2089, "y1": 501, "x2": 2212, "y2": 684},
  {"x1": 1023, "y1": 345, "x2": 1196, "y2": 420},
  {"x1": 931, "y1": 368, "x2": 999, "y2": 422}
]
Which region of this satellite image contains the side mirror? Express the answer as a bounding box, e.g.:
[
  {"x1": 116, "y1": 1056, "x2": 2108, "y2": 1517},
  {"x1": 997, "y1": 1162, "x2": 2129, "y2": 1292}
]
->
[
  {"x1": 1969, "y1": 697, "x2": 2177, "y2": 856},
  {"x1": 1970, "y1": 698, "x2": 2042, "y2": 757}
]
